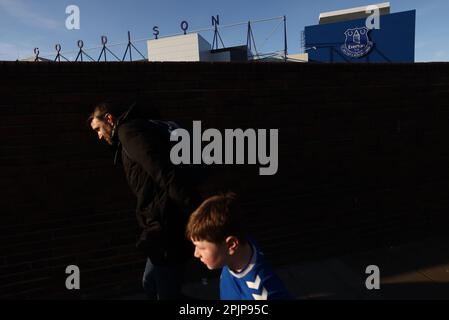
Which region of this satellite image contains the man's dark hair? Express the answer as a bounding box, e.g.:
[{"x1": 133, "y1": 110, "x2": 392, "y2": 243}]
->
[
  {"x1": 87, "y1": 101, "x2": 125, "y2": 125},
  {"x1": 87, "y1": 99, "x2": 162, "y2": 127}
]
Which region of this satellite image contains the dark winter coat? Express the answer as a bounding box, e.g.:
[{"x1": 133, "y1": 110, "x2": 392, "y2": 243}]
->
[{"x1": 112, "y1": 104, "x2": 202, "y2": 265}]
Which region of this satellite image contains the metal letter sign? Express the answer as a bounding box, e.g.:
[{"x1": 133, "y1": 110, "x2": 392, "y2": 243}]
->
[
  {"x1": 181, "y1": 21, "x2": 189, "y2": 34},
  {"x1": 153, "y1": 26, "x2": 159, "y2": 39},
  {"x1": 212, "y1": 15, "x2": 219, "y2": 26},
  {"x1": 341, "y1": 26, "x2": 373, "y2": 58}
]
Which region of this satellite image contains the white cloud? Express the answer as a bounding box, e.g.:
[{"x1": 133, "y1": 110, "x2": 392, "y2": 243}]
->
[
  {"x1": 433, "y1": 50, "x2": 449, "y2": 61},
  {"x1": 0, "y1": 41, "x2": 34, "y2": 60},
  {"x1": 415, "y1": 2, "x2": 445, "y2": 18},
  {"x1": 0, "y1": 0, "x2": 60, "y2": 30},
  {"x1": 0, "y1": 42, "x2": 20, "y2": 60},
  {"x1": 416, "y1": 41, "x2": 430, "y2": 49}
]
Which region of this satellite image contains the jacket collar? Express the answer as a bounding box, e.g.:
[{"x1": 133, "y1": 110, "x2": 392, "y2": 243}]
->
[{"x1": 113, "y1": 102, "x2": 137, "y2": 166}]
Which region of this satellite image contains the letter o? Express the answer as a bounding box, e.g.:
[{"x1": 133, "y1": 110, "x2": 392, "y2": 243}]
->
[{"x1": 181, "y1": 21, "x2": 189, "y2": 34}]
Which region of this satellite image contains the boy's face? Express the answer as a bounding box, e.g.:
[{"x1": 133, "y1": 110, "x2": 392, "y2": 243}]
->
[{"x1": 192, "y1": 239, "x2": 228, "y2": 270}]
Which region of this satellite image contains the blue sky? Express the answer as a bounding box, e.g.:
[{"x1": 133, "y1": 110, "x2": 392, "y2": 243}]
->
[{"x1": 0, "y1": 0, "x2": 447, "y2": 61}]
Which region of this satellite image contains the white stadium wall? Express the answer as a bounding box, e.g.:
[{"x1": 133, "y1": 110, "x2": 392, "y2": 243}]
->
[{"x1": 147, "y1": 33, "x2": 212, "y2": 62}]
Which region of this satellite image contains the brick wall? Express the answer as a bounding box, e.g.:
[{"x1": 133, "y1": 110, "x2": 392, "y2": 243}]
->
[{"x1": 1, "y1": 61, "x2": 449, "y2": 299}]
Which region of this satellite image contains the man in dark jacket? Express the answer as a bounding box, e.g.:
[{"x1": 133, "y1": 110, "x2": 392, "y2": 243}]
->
[{"x1": 88, "y1": 101, "x2": 202, "y2": 299}]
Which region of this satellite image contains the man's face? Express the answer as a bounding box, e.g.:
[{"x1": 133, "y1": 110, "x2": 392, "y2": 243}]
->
[
  {"x1": 192, "y1": 239, "x2": 228, "y2": 270},
  {"x1": 91, "y1": 117, "x2": 114, "y2": 145}
]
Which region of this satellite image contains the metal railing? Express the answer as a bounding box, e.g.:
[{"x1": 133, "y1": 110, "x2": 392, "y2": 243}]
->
[{"x1": 30, "y1": 16, "x2": 288, "y2": 63}]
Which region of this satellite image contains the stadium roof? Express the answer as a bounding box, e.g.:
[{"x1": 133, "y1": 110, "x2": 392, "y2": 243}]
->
[{"x1": 319, "y1": 2, "x2": 390, "y2": 25}]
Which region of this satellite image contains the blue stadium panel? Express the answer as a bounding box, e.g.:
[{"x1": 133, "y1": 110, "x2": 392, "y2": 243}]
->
[{"x1": 304, "y1": 10, "x2": 416, "y2": 63}]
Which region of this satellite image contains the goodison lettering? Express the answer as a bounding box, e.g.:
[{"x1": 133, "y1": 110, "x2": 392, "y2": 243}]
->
[{"x1": 170, "y1": 121, "x2": 278, "y2": 176}]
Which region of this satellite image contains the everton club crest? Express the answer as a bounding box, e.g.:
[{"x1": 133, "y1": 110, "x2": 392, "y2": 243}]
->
[{"x1": 341, "y1": 27, "x2": 373, "y2": 58}]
